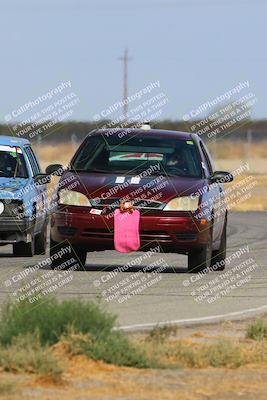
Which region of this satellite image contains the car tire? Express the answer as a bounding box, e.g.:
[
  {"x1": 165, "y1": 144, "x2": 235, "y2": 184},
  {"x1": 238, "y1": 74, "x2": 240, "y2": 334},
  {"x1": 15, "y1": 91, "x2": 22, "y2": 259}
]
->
[
  {"x1": 188, "y1": 230, "x2": 212, "y2": 273},
  {"x1": 13, "y1": 237, "x2": 35, "y2": 257},
  {"x1": 34, "y1": 221, "x2": 48, "y2": 255},
  {"x1": 211, "y1": 219, "x2": 227, "y2": 271},
  {"x1": 50, "y1": 236, "x2": 87, "y2": 270}
]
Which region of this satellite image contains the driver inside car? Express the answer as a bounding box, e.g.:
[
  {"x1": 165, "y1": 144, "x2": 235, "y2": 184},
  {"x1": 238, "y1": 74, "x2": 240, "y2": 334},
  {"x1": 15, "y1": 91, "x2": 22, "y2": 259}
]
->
[
  {"x1": 0, "y1": 152, "x2": 16, "y2": 176},
  {"x1": 0, "y1": 151, "x2": 25, "y2": 177},
  {"x1": 165, "y1": 151, "x2": 188, "y2": 173}
]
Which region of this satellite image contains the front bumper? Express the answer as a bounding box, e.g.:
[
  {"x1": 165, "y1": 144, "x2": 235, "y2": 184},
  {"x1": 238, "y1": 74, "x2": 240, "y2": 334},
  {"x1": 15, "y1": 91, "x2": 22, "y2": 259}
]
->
[
  {"x1": 0, "y1": 217, "x2": 33, "y2": 244},
  {"x1": 51, "y1": 209, "x2": 211, "y2": 253}
]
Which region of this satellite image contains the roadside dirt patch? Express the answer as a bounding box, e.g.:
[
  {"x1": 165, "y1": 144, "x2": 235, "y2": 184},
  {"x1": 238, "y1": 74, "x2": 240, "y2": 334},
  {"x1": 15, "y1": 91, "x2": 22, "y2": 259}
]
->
[
  {"x1": 4, "y1": 358, "x2": 267, "y2": 400},
  {"x1": 2, "y1": 318, "x2": 267, "y2": 400}
]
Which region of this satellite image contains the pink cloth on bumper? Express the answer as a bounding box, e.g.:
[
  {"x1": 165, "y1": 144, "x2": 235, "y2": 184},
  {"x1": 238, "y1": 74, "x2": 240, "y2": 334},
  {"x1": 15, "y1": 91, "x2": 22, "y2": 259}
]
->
[{"x1": 114, "y1": 209, "x2": 140, "y2": 253}]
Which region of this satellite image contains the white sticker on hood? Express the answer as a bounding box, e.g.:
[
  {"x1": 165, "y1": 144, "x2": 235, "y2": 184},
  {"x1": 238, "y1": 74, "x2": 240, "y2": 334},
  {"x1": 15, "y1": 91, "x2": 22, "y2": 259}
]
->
[
  {"x1": 131, "y1": 176, "x2": 140, "y2": 184},
  {"x1": 115, "y1": 177, "x2": 125, "y2": 183},
  {"x1": 90, "y1": 208, "x2": 102, "y2": 215}
]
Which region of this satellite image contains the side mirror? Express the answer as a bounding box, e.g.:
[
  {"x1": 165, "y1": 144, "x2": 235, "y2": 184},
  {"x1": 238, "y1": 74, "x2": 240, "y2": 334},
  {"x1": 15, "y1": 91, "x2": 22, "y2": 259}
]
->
[
  {"x1": 34, "y1": 173, "x2": 51, "y2": 185},
  {"x1": 210, "y1": 171, "x2": 234, "y2": 184},
  {"x1": 45, "y1": 164, "x2": 64, "y2": 176}
]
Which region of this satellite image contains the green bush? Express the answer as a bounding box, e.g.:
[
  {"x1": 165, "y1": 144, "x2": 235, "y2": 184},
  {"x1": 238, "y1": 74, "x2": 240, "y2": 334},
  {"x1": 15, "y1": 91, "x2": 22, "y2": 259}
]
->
[
  {"x1": 246, "y1": 318, "x2": 267, "y2": 340},
  {"x1": 0, "y1": 297, "x2": 115, "y2": 346},
  {"x1": 62, "y1": 329, "x2": 153, "y2": 368},
  {"x1": 0, "y1": 296, "x2": 154, "y2": 368},
  {"x1": 148, "y1": 325, "x2": 177, "y2": 343}
]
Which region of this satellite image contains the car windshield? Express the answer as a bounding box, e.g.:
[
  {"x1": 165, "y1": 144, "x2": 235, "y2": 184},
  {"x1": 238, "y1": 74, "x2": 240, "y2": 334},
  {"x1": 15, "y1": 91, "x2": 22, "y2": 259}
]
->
[
  {"x1": 71, "y1": 134, "x2": 202, "y2": 178},
  {"x1": 0, "y1": 146, "x2": 28, "y2": 178}
]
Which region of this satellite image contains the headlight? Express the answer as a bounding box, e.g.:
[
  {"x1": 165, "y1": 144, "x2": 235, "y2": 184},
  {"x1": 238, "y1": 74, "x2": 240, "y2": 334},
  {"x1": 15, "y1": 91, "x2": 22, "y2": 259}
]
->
[
  {"x1": 58, "y1": 190, "x2": 91, "y2": 207},
  {"x1": 163, "y1": 196, "x2": 199, "y2": 211}
]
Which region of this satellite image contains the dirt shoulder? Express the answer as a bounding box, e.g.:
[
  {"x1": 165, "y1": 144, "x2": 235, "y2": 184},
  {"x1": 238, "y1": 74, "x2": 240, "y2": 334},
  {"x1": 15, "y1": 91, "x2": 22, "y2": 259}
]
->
[{"x1": 3, "y1": 318, "x2": 267, "y2": 400}]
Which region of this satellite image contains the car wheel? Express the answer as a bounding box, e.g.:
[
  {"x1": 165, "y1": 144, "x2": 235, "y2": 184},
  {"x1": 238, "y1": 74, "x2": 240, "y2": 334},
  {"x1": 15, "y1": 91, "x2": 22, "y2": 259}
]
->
[
  {"x1": 13, "y1": 237, "x2": 35, "y2": 257},
  {"x1": 34, "y1": 221, "x2": 48, "y2": 255},
  {"x1": 50, "y1": 236, "x2": 87, "y2": 270},
  {"x1": 211, "y1": 219, "x2": 227, "y2": 271},
  {"x1": 188, "y1": 230, "x2": 212, "y2": 273}
]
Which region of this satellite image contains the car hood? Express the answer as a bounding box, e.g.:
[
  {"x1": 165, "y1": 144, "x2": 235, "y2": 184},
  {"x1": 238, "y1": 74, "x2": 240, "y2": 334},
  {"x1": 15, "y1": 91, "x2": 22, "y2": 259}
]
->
[
  {"x1": 0, "y1": 177, "x2": 29, "y2": 199},
  {"x1": 61, "y1": 171, "x2": 206, "y2": 203}
]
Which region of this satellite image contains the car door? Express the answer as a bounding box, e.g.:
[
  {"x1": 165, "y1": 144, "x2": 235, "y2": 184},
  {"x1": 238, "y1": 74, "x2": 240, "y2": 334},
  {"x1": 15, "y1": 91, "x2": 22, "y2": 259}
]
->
[
  {"x1": 24, "y1": 146, "x2": 47, "y2": 232},
  {"x1": 199, "y1": 141, "x2": 224, "y2": 243}
]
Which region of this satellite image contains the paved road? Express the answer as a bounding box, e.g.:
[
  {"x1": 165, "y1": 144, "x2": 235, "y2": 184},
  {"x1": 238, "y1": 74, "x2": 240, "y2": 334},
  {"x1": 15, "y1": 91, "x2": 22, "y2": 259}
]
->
[{"x1": 0, "y1": 212, "x2": 266, "y2": 330}]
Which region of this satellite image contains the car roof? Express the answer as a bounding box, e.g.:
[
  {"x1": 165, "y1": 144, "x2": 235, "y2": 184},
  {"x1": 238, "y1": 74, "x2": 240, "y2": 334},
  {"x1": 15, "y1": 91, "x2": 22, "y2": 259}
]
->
[
  {"x1": 0, "y1": 135, "x2": 30, "y2": 147},
  {"x1": 89, "y1": 128, "x2": 195, "y2": 141}
]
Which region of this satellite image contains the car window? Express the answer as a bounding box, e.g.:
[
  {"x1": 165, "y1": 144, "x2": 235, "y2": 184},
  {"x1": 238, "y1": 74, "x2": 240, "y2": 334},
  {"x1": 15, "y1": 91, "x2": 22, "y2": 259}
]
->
[
  {"x1": 0, "y1": 145, "x2": 28, "y2": 178},
  {"x1": 28, "y1": 146, "x2": 41, "y2": 173},
  {"x1": 71, "y1": 134, "x2": 203, "y2": 178},
  {"x1": 24, "y1": 146, "x2": 40, "y2": 176}
]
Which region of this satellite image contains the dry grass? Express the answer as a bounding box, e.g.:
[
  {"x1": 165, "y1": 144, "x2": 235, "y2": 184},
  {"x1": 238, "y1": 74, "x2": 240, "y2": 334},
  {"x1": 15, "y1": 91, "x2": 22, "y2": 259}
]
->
[
  {"x1": 226, "y1": 174, "x2": 267, "y2": 211},
  {"x1": 0, "y1": 380, "x2": 16, "y2": 396},
  {"x1": 33, "y1": 142, "x2": 79, "y2": 169},
  {"x1": 208, "y1": 140, "x2": 267, "y2": 159},
  {"x1": 139, "y1": 322, "x2": 267, "y2": 369},
  {"x1": 152, "y1": 338, "x2": 266, "y2": 368},
  {"x1": 0, "y1": 334, "x2": 62, "y2": 379},
  {"x1": 54, "y1": 329, "x2": 267, "y2": 369}
]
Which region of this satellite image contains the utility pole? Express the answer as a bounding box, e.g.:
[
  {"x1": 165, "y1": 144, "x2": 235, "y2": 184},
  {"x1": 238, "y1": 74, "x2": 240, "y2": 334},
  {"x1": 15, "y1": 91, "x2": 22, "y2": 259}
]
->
[
  {"x1": 246, "y1": 128, "x2": 252, "y2": 161},
  {"x1": 118, "y1": 48, "x2": 132, "y2": 122}
]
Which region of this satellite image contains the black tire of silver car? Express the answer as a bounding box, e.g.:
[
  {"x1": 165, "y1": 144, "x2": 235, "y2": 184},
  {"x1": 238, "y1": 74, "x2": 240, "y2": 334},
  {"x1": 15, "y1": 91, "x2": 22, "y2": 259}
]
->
[
  {"x1": 34, "y1": 221, "x2": 48, "y2": 255},
  {"x1": 188, "y1": 230, "x2": 212, "y2": 273},
  {"x1": 49, "y1": 236, "x2": 87, "y2": 270},
  {"x1": 210, "y1": 219, "x2": 227, "y2": 271},
  {"x1": 13, "y1": 235, "x2": 35, "y2": 257}
]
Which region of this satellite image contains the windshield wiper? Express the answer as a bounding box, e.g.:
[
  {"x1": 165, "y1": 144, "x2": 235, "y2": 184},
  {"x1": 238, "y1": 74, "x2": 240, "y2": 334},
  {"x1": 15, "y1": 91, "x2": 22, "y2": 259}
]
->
[
  {"x1": 133, "y1": 169, "x2": 178, "y2": 178},
  {"x1": 70, "y1": 168, "x2": 109, "y2": 173}
]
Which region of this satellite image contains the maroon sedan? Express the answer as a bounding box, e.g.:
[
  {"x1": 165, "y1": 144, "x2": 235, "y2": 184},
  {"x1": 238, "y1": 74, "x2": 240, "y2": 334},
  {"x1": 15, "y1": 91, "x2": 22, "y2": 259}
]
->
[{"x1": 47, "y1": 127, "x2": 233, "y2": 272}]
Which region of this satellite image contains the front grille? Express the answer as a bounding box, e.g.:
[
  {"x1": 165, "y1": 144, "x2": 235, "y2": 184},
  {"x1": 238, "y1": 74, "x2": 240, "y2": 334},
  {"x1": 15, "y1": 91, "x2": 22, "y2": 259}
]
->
[
  {"x1": 90, "y1": 197, "x2": 165, "y2": 211},
  {"x1": 0, "y1": 217, "x2": 27, "y2": 231},
  {"x1": 0, "y1": 200, "x2": 24, "y2": 219},
  {"x1": 140, "y1": 230, "x2": 172, "y2": 241},
  {"x1": 81, "y1": 228, "x2": 113, "y2": 239},
  {"x1": 81, "y1": 228, "x2": 173, "y2": 242},
  {"x1": 134, "y1": 199, "x2": 165, "y2": 210},
  {"x1": 176, "y1": 233, "x2": 197, "y2": 240}
]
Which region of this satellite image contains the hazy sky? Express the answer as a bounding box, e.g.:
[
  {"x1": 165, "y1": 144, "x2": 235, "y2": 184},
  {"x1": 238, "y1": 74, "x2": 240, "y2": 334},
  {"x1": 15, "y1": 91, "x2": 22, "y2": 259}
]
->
[{"x1": 0, "y1": 0, "x2": 266, "y2": 122}]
